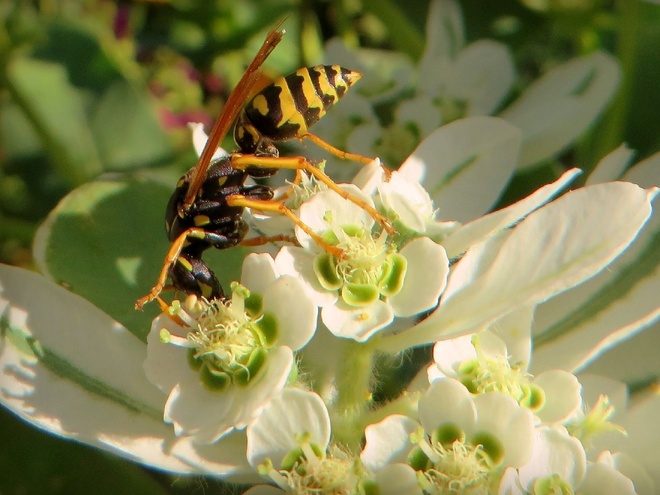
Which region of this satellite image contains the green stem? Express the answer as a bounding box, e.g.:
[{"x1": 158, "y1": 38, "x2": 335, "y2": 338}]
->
[{"x1": 331, "y1": 338, "x2": 376, "y2": 449}]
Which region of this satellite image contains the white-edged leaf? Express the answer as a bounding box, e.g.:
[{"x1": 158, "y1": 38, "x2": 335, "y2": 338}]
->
[
  {"x1": 532, "y1": 165, "x2": 660, "y2": 374},
  {"x1": 0, "y1": 264, "x2": 251, "y2": 477},
  {"x1": 418, "y1": 0, "x2": 465, "y2": 96},
  {"x1": 442, "y1": 168, "x2": 581, "y2": 258},
  {"x1": 445, "y1": 40, "x2": 515, "y2": 116},
  {"x1": 400, "y1": 117, "x2": 521, "y2": 223},
  {"x1": 586, "y1": 144, "x2": 635, "y2": 185},
  {"x1": 501, "y1": 52, "x2": 621, "y2": 168},
  {"x1": 379, "y1": 182, "x2": 657, "y2": 353}
]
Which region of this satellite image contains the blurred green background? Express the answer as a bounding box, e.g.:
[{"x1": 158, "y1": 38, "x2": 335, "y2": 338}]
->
[{"x1": 1, "y1": 0, "x2": 658, "y2": 493}]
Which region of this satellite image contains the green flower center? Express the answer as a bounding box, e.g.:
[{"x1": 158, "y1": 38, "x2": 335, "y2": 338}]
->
[
  {"x1": 260, "y1": 442, "x2": 363, "y2": 495},
  {"x1": 314, "y1": 224, "x2": 406, "y2": 307},
  {"x1": 411, "y1": 428, "x2": 498, "y2": 494},
  {"x1": 456, "y1": 337, "x2": 545, "y2": 412},
  {"x1": 176, "y1": 285, "x2": 277, "y2": 391}
]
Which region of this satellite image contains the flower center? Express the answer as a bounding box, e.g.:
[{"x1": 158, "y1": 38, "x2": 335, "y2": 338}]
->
[
  {"x1": 456, "y1": 339, "x2": 544, "y2": 412},
  {"x1": 314, "y1": 224, "x2": 406, "y2": 307},
  {"x1": 409, "y1": 424, "x2": 503, "y2": 494},
  {"x1": 169, "y1": 286, "x2": 277, "y2": 391},
  {"x1": 566, "y1": 394, "x2": 625, "y2": 446},
  {"x1": 260, "y1": 442, "x2": 362, "y2": 495}
]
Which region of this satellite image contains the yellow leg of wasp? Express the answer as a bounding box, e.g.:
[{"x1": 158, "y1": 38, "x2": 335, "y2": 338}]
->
[
  {"x1": 231, "y1": 154, "x2": 395, "y2": 236},
  {"x1": 226, "y1": 195, "x2": 344, "y2": 258},
  {"x1": 135, "y1": 227, "x2": 207, "y2": 310},
  {"x1": 301, "y1": 133, "x2": 392, "y2": 180},
  {"x1": 272, "y1": 169, "x2": 303, "y2": 202},
  {"x1": 301, "y1": 133, "x2": 373, "y2": 164},
  {"x1": 240, "y1": 233, "x2": 298, "y2": 247}
]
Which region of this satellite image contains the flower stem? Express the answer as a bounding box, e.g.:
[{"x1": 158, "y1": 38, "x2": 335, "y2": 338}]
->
[{"x1": 331, "y1": 338, "x2": 376, "y2": 449}]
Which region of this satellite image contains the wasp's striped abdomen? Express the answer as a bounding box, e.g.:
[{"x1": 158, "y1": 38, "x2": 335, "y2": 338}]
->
[{"x1": 234, "y1": 65, "x2": 361, "y2": 153}]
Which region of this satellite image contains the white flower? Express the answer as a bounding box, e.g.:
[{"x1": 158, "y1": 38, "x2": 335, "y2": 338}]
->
[
  {"x1": 429, "y1": 325, "x2": 582, "y2": 424},
  {"x1": 275, "y1": 185, "x2": 448, "y2": 342},
  {"x1": 362, "y1": 378, "x2": 535, "y2": 493},
  {"x1": 246, "y1": 388, "x2": 420, "y2": 495},
  {"x1": 500, "y1": 426, "x2": 638, "y2": 495},
  {"x1": 144, "y1": 253, "x2": 317, "y2": 444}
]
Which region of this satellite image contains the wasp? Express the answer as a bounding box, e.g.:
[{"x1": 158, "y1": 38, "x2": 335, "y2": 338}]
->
[{"x1": 135, "y1": 24, "x2": 393, "y2": 310}]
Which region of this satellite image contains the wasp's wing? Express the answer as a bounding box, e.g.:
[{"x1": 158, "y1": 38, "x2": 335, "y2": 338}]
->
[{"x1": 183, "y1": 23, "x2": 285, "y2": 208}]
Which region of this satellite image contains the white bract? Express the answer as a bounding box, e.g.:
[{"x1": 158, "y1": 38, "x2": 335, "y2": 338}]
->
[
  {"x1": 144, "y1": 253, "x2": 317, "y2": 444},
  {"x1": 300, "y1": 0, "x2": 619, "y2": 172}
]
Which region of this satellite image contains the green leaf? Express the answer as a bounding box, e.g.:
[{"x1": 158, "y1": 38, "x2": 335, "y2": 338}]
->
[
  {"x1": 32, "y1": 178, "x2": 248, "y2": 340},
  {"x1": 5, "y1": 57, "x2": 103, "y2": 185},
  {"x1": 90, "y1": 82, "x2": 171, "y2": 171}
]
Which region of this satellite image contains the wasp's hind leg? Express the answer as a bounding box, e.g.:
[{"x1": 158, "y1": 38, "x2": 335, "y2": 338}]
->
[{"x1": 136, "y1": 228, "x2": 240, "y2": 309}]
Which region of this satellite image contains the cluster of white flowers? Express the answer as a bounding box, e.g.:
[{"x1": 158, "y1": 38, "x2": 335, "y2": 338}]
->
[
  {"x1": 0, "y1": 0, "x2": 657, "y2": 493},
  {"x1": 135, "y1": 119, "x2": 657, "y2": 493}
]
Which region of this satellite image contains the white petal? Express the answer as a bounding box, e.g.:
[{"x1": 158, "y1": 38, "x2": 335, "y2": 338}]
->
[
  {"x1": 390, "y1": 238, "x2": 449, "y2": 317},
  {"x1": 472, "y1": 392, "x2": 535, "y2": 468},
  {"x1": 187, "y1": 122, "x2": 227, "y2": 160},
  {"x1": 446, "y1": 40, "x2": 514, "y2": 116},
  {"x1": 361, "y1": 414, "x2": 419, "y2": 470},
  {"x1": 579, "y1": 462, "x2": 637, "y2": 495},
  {"x1": 586, "y1": 144, "x2": 636, "y2": 185},
  {"x1": 394, "y1": 94, "x2": 442, "y2": 137},
  {"x1": 442, "y1": 168, "x2": 581, "y2": 258},
  {"x1": 352, "y1": 158, "x2": 386, "y2": 195},
  {"x1": 400, "y1": 117, "x2": 521, "y2": 223},
  {"x1": 163, "y1": 381, "x2": 235, "y2": 440},
  {"x1": 240, "y1": 253, "x2": 278, "y2": 295},
  {"x1": 381, "y1": 182, "x2": 657, "y2": 353},
  {"x1": 274, "y1": 246, "x2": 338, "y2": 308},
  {"x1": 0, "y1": 265, "x2": 195, "y2": 473},
  {"x1": 246, "y1": 388, "x2": 330, "y2": 468},
  {"x1": 172, "y1": 347, "x2": 293, "y2": 445},
  {"x1": 624, "y1": 151, "x2": 660, "y2": 187},
  {"x1": 375, "y1": 463, "x2": 424, "y2": 495},
  {"x1": 418, "y1": 0, "x2": 465, "y2": 95},
  {"x1": 418, "y1": 378, "x2": 476, "y2": 433},
  {"x1": 380, "y1": 172, "x2": 434, "y2": 232},
  {"x1": 518, "y1": 427, "x2": 586, "y2": 489},
  {"x1": 617, "y1": 394, "x2": 660, "y2": 491},
  {"x1": 576, "y1": 323, "x2": 660, "y2": 389},
  {"x1": 263, "y1": 276, "x2": 317, "y2": 351},
  {"x1": 489, "y1": 306, "x2": 535, "y2": 366},
  {"x1": 534, "y1": 370, "x2": 582, "y2": 423},
  {"x1": 144, "y1": 315, "x2": 196, "y2": 394},
  {"x1": 296, "y1": 186, "x2": 375, "y2": 250},
  {"x1": 501, "y1": 52, "x2": 621, "y2": 168},
  {"x1": 321, "y1": 300, "x2": 393, "y2": 342},
  {"x1": 432, "y1": 334, "x2": 476, "y2": 377}
]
